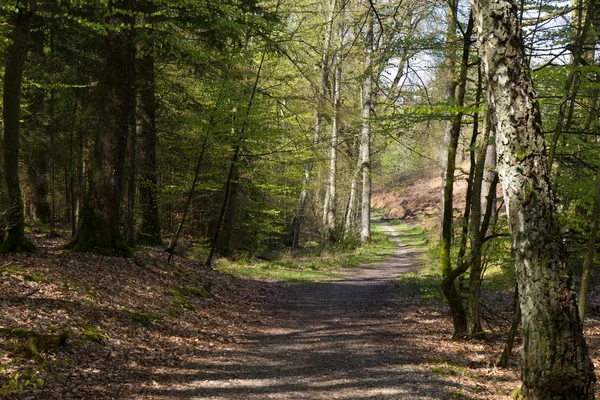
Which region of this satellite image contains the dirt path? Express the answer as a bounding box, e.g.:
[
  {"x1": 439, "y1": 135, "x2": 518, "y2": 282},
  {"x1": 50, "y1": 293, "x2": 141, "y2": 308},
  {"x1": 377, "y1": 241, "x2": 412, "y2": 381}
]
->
[{"x1": 160, "y1": 222, "x2": 455, "y2": 399}]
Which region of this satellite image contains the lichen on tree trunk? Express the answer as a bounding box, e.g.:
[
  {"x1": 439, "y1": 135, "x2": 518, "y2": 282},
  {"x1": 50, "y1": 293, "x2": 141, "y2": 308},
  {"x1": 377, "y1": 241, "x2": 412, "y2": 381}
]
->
[{"x1": 472, "y1": 0, "x2": 596, "y2": 396}]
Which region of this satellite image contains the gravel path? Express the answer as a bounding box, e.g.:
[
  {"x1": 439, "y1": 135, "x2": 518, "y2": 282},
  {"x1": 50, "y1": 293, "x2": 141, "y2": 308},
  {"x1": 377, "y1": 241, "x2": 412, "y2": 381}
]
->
[{"x1": 182, "y1": 222, "x2": 452, "y2": 399}]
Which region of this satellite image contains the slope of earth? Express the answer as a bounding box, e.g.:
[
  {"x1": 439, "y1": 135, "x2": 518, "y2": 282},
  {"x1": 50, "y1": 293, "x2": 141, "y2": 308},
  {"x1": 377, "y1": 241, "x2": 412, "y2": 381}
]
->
[{"x1": 372, "y1": 165, "x2": 468, "y2": 230}]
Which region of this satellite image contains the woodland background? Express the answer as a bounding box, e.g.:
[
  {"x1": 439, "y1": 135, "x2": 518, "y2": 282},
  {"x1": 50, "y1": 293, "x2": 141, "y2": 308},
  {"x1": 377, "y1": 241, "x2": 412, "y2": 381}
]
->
[{"x1": 1, "y1": 0, "x2": 600, "y2": 398}]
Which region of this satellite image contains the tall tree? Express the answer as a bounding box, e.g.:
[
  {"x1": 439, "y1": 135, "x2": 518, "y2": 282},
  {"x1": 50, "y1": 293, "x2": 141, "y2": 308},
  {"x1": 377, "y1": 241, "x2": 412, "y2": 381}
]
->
[
  {"x1": 360, "y1": 3, "x2": 374, "y2": 245},
  {"x1": 1, "y1": 2, "x2": 35, "y2": 253},
  {"x1": 472, "y1": 0, "x2": 596, "y2": 396},
  {"x1": 324, "y1": 0, "x2": 343, "y2": 242},
  {"x1": 68, "y1": 0, "x2": 135, "y2": 256},
  {"x1": 292, "y1": 0, "x2": 335, "y2": 249},
  {"x1": 440, "y1": 11, "x2": 474, "y2": 339},
  {"x1": 439, "y1": 0, "x2": 459, "y2": 241},
  {"x1": 136, "y1": 13, "x2": 162, "y2": 246}
]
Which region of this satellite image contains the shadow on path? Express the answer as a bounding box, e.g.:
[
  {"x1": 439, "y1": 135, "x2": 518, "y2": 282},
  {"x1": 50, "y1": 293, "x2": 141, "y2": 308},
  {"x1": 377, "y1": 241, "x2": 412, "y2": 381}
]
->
[{"x1": 139, "y1": 222, "x2": 462, "y2": 399}]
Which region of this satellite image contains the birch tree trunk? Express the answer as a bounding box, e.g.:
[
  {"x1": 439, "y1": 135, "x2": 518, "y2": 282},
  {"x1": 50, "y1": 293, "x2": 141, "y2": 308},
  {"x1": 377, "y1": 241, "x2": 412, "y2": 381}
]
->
[
  {"x1": 324, "y1": 1, "x2": 343, "y2": 242},
  {"x1": 472, "y1": 0, "x2": 596, "y2": 396},
  {"x1": 1, "y1": 4, "x2": 35, "y2": 253},
  {"x1": 360, "y1": 5, "x2": 373, "y2": 245}
]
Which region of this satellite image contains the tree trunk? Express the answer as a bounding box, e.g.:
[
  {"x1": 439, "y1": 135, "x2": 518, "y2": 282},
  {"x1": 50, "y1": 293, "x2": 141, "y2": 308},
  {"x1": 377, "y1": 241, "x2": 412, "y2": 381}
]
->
[
  {"x1": 125, "y1": 114, "x2": 136, "y2": 246},
  {"x1": 324, "y1": 5, "x2": 343, "y2": 242},
  {"x1": 360, "y1": 5, "x2": 373, "y2": 246},
  {"x1": 136, "y1": 46, "x2": 162, "y2": 246},
  {"x1": 578, "y1": 160, "x2": 600, "y2": 323},
  {"x1": 221, "y1": 164, "x2": 240, "y2": 254},
  {"x1": 292, "y1": 0, "x2": 335, "y2": 249},
  {"x1": 466, "y1": 64, "x2": 487, "y2": 337},
  {"x1": 473, "y1": 0, "x2": 596, "y2": 396},
  {"x1": 480, "y1": 118, "x2": 497, "y2": 232},
  {"x1": 69, "y1": 0, "x2": 135, "y2": 256},
  {"x1": 207, "y1": 145, "x2": 241, "y2": 267},
  {"x1": 439, "y1": 0, "x2": 459, "y2": 241},
  {"x1": 344, "y1": 157, "x2": 361, "y2": 238},
  {"x1": 440, "y1": 12, "x2": 474, "y2": 339},
  {"x1": 496, "y1": 285, "x2": 521, "y2": 368},
  {"x1": 1, "y1": 5, "x2": 35, "y2": 253}
]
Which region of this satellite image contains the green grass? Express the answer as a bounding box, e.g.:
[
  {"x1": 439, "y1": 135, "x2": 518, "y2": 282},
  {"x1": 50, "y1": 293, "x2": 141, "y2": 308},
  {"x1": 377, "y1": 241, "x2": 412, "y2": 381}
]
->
[
  {"x1": 391, "y1": 219, "x2": 515, "y2": 300},
  {"x1": 130, "y1": 311, "x2": 163, "y2": 326},
  {"x1": 214, "y1": 223, "x2": 397, "y2": 283},
  {"x1": 386, "y1": 219, "x2": 430, "y2": 247},
  {"x1": 390, "y1": 220, "x2": 444, "y2": 300}
]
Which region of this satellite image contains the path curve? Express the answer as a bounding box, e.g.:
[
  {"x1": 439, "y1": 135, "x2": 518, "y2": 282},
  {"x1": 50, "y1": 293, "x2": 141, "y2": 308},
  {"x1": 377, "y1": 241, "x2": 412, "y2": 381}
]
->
[{"x1": 189, "y1": 221, "x2": 446, "y2": 399}]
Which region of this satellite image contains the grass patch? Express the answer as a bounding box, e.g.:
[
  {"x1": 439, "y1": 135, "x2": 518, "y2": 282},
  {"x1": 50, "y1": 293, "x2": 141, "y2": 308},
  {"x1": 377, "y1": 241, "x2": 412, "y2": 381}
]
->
[
  {"x1": 130, "y1": 311, "x2": 163, "y2": 327},
  {"x1": 0, "y1": 265, "x2": 26, "y2": 276},
  {"x1": 80, "y1": 325, "x2": 106, "y2": 342},
  {"x1": 215, "y1": 222, "x2": 397, "y2": 283},
  {"x1": 390, "y1": 220, "x2": 444, "y2": 300},
  {"x1": 168, "y1": 285, "x2": 211, "y2": 316},
  {"x1": 386, "y1": 219, "x2": 430, "y2": 247},
  {"x1": 168, "y1": 289, "x2": 193, "y2": 316},
  {"x1": 0, "y1": 265, "x2": 45, "y2": 283},
  {"x1": 430, "y1": 361, "x2": 478, "y2": 380}
]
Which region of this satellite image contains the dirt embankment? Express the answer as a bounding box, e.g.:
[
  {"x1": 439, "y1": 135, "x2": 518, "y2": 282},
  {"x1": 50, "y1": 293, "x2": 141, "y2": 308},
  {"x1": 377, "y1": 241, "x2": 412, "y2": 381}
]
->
[{"x1": 372, "y1": 166, "x2": 468, "y2": 231}]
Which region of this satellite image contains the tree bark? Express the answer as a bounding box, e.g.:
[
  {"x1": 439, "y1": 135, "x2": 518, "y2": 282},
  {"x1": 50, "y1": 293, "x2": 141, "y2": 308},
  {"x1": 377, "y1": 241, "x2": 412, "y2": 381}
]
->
[
  {"x1": 125, "y1": 112, "x2": 136, "y2": 246},
  {"x1": 439, "y1": 0, "x2": 459, "y2": 241},
  {"x1": 1, "y1": 4, "x2": 35, "y2": 253},
  {"x1": 466, "y1": 64, "x2": 487, "y2": 337},
  {"x1": 324, "y1": 3, "x2": 343, "y2": 242},
  {"x1": 440, "y1": 12, "x2": 473, "y2": 339},
  {"x1": 472, "y1": 0, "x2": 596, "y2": 396},
  {"x1": 578, "y1": 160, "x2": 600, "y2": 323},
  {"x1": 344, "y1": 156, "x2": 361, "y2": 238},
  {"x1": 136, "y1": 45, "x2": 162, "y2": 246},
  {"x1": 68, "y1": 0, "x2": 135, "y2": 256},
  {"x1": 221, "y1": 164, "x2": 240, "y2": 254},
  {"x1": 360, "y1": 4, "x2": 374, "y2": 246}
]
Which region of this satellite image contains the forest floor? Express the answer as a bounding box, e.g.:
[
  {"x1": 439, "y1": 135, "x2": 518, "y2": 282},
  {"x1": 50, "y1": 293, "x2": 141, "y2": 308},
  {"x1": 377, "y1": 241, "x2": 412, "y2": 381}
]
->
[
  {"x1": 0, "y1": 221, "x2": 524, "y2": 400},
  {"x1": 4, "y1": 167, "x2": 600, "y2": 398},
  {"x1": 144, "y1": 221, "x2": 522, "y2": 400}
]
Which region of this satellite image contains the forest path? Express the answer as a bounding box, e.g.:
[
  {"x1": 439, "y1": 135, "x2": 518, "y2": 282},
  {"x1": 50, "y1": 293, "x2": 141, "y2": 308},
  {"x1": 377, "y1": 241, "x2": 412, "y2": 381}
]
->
[{"x1": 184, "y1": 221, "x2": 451, "y2": 399}]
